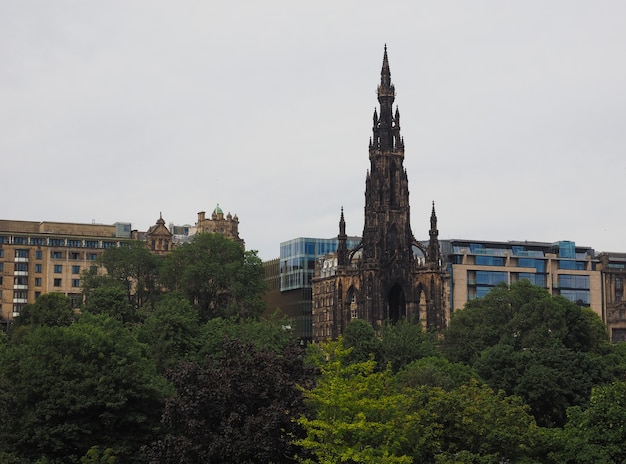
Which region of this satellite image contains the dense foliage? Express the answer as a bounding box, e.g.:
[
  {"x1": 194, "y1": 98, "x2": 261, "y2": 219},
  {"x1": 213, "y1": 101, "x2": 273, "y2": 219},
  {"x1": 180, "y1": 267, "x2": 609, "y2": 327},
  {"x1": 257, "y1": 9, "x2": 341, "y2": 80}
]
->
[{"x1": 2, "y1": 242, "x2": 626, "y2": 463}]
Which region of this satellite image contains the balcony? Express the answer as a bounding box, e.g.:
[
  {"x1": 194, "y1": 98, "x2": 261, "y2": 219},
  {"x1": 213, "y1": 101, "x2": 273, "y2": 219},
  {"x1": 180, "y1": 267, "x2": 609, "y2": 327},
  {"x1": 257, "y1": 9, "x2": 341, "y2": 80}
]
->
[
  {"x1": 14, "y1": 271, "x2": 28, "y2": 277},
  {"x1": 12, "y1": 298, "x2": 28, "y2": 304},
  {"x1": 14, "y1": 257, "x2": 28, "y2": 263}
]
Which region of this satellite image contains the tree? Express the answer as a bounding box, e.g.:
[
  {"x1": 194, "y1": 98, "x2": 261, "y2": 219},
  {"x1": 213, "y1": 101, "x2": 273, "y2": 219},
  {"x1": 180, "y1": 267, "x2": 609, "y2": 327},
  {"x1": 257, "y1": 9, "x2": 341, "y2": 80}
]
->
[
  {"x1": 407, "y1": 381, "x2": 543, "y2": 464},
  {"x1": 160, "y1": 233, "x2": 266, "y2": 321},
  {"x1": 378, "y1": 320, "x2": 438, "y2": 372},
  {"x1": 297, "y1": 339, "x2": 544, "y2": 464},
  {"x1": 12, "y1": 292, "x2": 75, "y2": 330},
  {"x1": 147, "y1": 338, "x2": 311, "y2": 464},
  {"x1": 296, "y1": 340, "x2": 414, "y2": 464},
  {"x1": 136, "y1": 293, "x2": 202, "y2": 373},
  {"x1": 0, "y1": 314, "x2": 168, "y2": 463},
  {"x1": 549, "y1": 381, "x2": 626, "y2": 463},
  {"x1": 81, "y1": 285, "x2": 135, "y2": 324},
  {"x1": 443, "y1": 281, "x2": 609, "y2": 364},
  {"x1": 94, "y1": 240, "x2": 162, "y2": 308},
  {"x1": 342, "y1": 318, "x2": 381, "y2": 364},
  {"x1": 442, "y1": 281, "x2": 614, "y2": 427},
  {"x1": 396, "y1": 356, "x2": 480, "y2": 391}
]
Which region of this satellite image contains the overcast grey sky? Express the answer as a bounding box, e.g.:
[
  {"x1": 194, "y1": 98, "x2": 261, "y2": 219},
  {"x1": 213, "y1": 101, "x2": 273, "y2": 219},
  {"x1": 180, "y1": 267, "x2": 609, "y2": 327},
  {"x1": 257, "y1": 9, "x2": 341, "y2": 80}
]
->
[{"x1": 2, "y1": 1, "x2": 625, "y2": 260}]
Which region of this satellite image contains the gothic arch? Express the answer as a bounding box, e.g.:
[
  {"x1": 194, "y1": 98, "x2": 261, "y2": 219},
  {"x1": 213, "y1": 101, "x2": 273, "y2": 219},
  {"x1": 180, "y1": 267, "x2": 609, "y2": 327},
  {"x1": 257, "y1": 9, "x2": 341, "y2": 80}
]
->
[
  {"x1": 387, "y1": 282, "x2": 406, "y2": 323},
  {"x1": 345, "y1": 285, "x2": 358, "y2": 320}
]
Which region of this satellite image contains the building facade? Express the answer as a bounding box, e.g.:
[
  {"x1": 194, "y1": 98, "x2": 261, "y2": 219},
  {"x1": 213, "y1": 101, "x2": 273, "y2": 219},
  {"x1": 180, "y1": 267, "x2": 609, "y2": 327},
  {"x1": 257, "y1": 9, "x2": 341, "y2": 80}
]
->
[
  {"x1": 311, "y1": 47, "x2": 449, "y2": 342},
  {"x1": 597, "y1": 252, "x2": 626, "y2": 341},
  {"x1": 0, "y1": 219, "x2": 138, "y2": 324},
  {"x1": 196, "y1": 204, "x2": 244, "y2": 247},
  {"x1": 444, "y1": 240, "x2": 603, "y2": 323},
  {"x1": 263, "y1": 236, "x2": 360, "y2": 340}
]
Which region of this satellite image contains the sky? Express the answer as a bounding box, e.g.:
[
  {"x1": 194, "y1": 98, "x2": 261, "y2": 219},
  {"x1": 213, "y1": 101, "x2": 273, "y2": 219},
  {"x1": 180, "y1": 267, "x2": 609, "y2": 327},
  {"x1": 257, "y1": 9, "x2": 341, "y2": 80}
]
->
[{"x1": 1, "y1": 1, "x2": 625, "y2": 261}]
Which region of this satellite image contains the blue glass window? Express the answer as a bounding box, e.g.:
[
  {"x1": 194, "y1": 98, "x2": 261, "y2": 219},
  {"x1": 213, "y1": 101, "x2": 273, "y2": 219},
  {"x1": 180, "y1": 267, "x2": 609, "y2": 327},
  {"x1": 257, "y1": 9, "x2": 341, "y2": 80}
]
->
[
  {"x1": 476, "y1": 256, "x2": 504, "y2": 266},
  {"x1": 475, "y1": 271, "x2": 508, "y2": 286},
  {"x1": 559, "y1": 275, "x2": 590, "y2": 289}
]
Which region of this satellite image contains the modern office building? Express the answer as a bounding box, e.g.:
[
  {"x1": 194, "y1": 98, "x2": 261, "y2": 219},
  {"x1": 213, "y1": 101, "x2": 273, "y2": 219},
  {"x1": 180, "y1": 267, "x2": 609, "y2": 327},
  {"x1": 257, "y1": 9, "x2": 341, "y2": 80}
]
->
[
  {"x1": 443, "y1": 239, "x2": 603, "y2": 320},
  {"x1": 263, "y1": 236, "x2": 360, "y2": 340}
]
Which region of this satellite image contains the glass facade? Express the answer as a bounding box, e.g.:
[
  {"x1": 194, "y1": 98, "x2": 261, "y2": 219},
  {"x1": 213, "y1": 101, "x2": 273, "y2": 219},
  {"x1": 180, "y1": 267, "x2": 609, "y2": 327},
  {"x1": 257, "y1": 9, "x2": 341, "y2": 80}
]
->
[
  {"x1": 279, "y1": 237, "x2": 360, "y2": 292},
  {"x1": 447, "y1": 240, "x2": 597, "y2": 308}
]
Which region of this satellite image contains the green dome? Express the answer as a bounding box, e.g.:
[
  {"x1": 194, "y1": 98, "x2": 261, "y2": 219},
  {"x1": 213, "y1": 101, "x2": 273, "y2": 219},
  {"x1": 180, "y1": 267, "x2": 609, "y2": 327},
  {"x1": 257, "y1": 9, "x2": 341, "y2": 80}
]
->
[{"x1": 213, "y1": 204, "x2": 223, "y2": 215}]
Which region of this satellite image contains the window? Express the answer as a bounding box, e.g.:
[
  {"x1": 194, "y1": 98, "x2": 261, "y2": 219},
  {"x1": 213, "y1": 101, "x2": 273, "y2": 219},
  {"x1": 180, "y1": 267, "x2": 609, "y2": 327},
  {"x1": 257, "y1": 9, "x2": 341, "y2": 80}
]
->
[
  {"x1": 558, "y1": 275, "x2": 590, "y2": 290},
  {"x1": 67, "y1": 239, "x2": 82, "y2": 247},
  {"x1": 72, "y1": 265, "x2": 80, "y2": 274},
  {"x1": 475, "y1": 255, "x2": 505, "y2": 266},
  {"x1": 12, "y1": 236, "x2": 27, "y2": 245},
  {"x1": 35, "y1": 291, "x2": 41, "y2": 299},
  {"x1": 475, "y1": 271, "x2": 508, "y2": 286},
  {"x1": 54, "y1": 265, "x2": 62, "y2": 273},
  {"x1": 15, "y1": 249, "x2": 28, "y2": 258},
  {"x1": 53, "y1": 278, "x2": 62, "y2": 287},
  {"x1": 35, "y1": 264, "x2": 42, "y2": 273},
  {"x1": 35, "y1": 250, "x2": 42, "y2": 259},
  {"x1": 52, "y1": 251, "x2": 63, "y2": 259},
  {"x1": 85, "y1": 240, "x2": 98, "y2": 248},
  {"x1": 72, "y1": 279, "x2": 80, "y2": 288},
  {"x1": 70, "y1": 252, "x2": 80, "y2": 260},
  {"x1": 88, "y1": 253, "x2": 97, "y2": 261},
  {"x1": 35, "y1": 278, "x2": 42, "y2": 286},
  {"x1": 559, "y1": 260, "x2": 585, "y2": 270},
  {"x1": 0, "y1": 249, "x2": 4, "y2": 258},
  {"x1": 15, "y1": 262, "x2": 28, "y2": 272},
  {"x1": 0, "y1": 263, "x2": 3, "y2": 272},
  {"x1": 30, "y1": 237, "x2": 45, "y2": 246},
  {"x1": 102, "y1": 241, "x2": 116, "y2": 249},
  {"x1": 49, "y1": 238, "x2": 65, "y2": 247},
  {"x1": 560, "y1": 289, "x2": 590, "y2": 306},
  {"x1": 0, "y1": 236, "x2": 7, "y2": 244}
]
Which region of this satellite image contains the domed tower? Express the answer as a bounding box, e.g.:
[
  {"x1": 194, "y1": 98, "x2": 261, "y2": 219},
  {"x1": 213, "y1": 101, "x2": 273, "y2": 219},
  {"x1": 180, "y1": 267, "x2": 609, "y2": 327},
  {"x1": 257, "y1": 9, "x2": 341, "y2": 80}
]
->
[
  {"x1": 311, "y1": 47, "x2": 448, "y2": 341},
  {"x1": 197, "y1": 203, "x2": 245, "y2": 247}
]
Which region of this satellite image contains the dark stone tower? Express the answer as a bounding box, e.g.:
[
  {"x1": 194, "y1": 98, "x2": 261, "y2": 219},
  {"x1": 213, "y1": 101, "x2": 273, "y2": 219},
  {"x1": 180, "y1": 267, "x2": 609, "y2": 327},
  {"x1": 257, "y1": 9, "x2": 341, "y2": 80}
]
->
[{"x1": 312, "y1": 47, "x2": 448, "y2": 341}]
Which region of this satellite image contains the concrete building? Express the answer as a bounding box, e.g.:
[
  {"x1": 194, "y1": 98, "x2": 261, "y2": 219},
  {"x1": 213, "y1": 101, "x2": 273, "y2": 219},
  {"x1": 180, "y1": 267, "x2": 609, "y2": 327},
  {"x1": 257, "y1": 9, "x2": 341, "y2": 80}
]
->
[
  {"x1": 444, "y1": 239, "x2": 603, "y2": 320},
  {"x1": 0, "y1": 218, "x2": 139, "y2": 324}
]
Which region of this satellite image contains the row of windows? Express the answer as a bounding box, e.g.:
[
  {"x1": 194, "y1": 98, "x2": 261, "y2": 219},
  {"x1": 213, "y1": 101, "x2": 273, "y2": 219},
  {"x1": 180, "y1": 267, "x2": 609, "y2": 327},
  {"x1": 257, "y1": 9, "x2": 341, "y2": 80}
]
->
[
  {"x1": 0, "y1": 236, "x2": 120, "y2": 248},
  {"x1": 558, "y1": 274, "x2": 590, "y2": 290}
]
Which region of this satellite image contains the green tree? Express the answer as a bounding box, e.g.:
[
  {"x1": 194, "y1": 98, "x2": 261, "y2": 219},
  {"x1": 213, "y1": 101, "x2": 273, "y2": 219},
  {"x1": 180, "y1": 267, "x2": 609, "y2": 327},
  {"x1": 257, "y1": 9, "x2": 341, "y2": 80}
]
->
[
  {"x1": 81, "y1": 240, "x2": 162, "y2": 316},
  {"x1": 82, "y1": 285, "x2": 135, "y2": 324},
  {"x1": 136, "y1": 293, "x2": 202, "y2": 372},
  {"x1": 443, "y1": 281, "x2": 609, "y2": 364},
  {"x1": 342, "y1": 318, "x2": 381, "y2": 364},
  {"x1": 12, "y1": 292, "x2": 75, "y2": 330},
  {"x1": 0, "y1": 314, "x2": 168, "y2": 463},
  {"x1": 442, "y1": 281, "x2": 613, "y2": 427},
  {"x1": 160, "y1": 233, "x2": 266, "y2": 321},
  {"x1": 379, "y1": 320, "x2": 438, "y2": 372},
  {"x1": 95, "y1": 240, "x2": 162, "y2": 308},
  {"x1": 396, "y1": 356, "x2": 480, "y2": 391},
  {"x1": 549, "y1": 381, "x2": 626, "y2": 464},
  {"x1": 296, "y1": 340, "x2": 414, "y2": 464},
  {"x1": 410, "y1": 381, "x2": 543, "y2": 463},
  {"x1": 200, "y1": 314, "x2": 297, "y2": 357}
]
